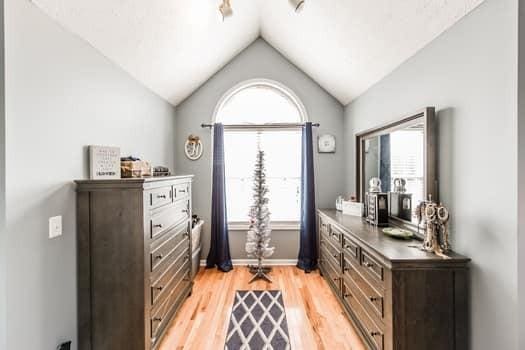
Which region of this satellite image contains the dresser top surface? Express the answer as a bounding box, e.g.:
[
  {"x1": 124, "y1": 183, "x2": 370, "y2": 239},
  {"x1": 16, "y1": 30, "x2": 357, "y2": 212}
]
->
[
  {"x1": 75, "y1": 175, "x2": 193, "y2": 190},
  {"x1": 318, "y1": 209, "x2": 470, "y2": 265}
]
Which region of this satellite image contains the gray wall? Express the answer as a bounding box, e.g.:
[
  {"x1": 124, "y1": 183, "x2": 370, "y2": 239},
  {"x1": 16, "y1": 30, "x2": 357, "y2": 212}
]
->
[
  {"x1": 0, "y1": 0, "x2": 5, "y2": 348},
  {"x1": 175, "y1": 38, "x2": 345, "y2": 260},
  {"x1": 343, "y1": 0, "x2": 518, "y2": 349},
  {"x1": 519, "y1": 1, "x2": 525, "y2": 348},
  {"x1": 4, "y1": 1, "x2": 176, "y2": 349}
]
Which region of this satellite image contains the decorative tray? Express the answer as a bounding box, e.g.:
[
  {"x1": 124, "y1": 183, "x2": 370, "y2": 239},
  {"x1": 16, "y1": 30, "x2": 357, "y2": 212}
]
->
[{"x1": 382, "y1": 227, "x2": 414, "y2": 240}]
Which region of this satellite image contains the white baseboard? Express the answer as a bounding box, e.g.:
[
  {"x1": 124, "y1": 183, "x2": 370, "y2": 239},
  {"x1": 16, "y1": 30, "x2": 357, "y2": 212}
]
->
[{"x1": 199, "y1": 259, "x2": 297, "y2": 267}]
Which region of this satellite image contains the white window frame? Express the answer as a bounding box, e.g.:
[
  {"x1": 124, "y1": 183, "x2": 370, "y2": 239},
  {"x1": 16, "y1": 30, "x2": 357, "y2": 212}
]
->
[{"x1": 213, "y1": 79, "x2": 308, "y2": 231}]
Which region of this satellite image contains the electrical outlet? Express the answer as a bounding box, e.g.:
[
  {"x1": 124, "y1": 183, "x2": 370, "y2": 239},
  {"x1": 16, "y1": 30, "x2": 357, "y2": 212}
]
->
[{"x1": 49, "y1": 216, "x2": 62, "y2": 239}]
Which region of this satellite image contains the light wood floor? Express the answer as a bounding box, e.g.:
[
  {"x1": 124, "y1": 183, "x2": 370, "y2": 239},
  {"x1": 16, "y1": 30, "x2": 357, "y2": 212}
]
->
[{"x1": 159, "y1": 266, "x2": 365, "y2": 350}]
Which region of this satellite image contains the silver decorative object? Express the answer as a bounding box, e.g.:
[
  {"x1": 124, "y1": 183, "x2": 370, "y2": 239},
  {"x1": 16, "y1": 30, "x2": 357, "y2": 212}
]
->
[
  {"x1": 417, "y1": 195, "x2": 451, "y2": 258},
  {"x1": 392, "y1": 178, "x2": 407, "y2": 193},
  {"x1": 335, "y1": 196, "x2": 343, "y2": 211},
  {"x1": 184, "y1": 135, "x2": 203, "y2": 160},
  {"x1": 246, "y1": 140, "x2": 274, "y2": 283},
  {"x1": 368, "y1": 177, "x2": 382, "y2": 193}
]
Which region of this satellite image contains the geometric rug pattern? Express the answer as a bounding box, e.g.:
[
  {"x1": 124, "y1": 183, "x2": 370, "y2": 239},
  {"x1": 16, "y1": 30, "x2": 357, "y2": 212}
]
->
[{"x1": 225, "y1": 290, "x2": 291, "y2": 350}]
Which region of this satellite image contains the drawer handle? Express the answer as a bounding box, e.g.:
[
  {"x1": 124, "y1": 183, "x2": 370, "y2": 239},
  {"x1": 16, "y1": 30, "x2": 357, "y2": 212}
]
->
[
  {"x1": 369, "y1": 296, "x2": 380, "y2": 302},
  {"x1": 184, "y1": 255, "x2": 190, "y2": 261},
  {"x1": 153, "y1": 317, "x2": 162, "y2": 322},
  {"x1": 154, "y1": 254, "x2": 163, "y2": 260},
  {"x1": 155, "y1": 286, "x2": 163, "y2": 291},
  {"x1": 154, "y1": 224, "x2": 163, "y2": 228},
  {"x1": 179, "y1": 189, "x2": 187, "y2": 193},
  {"x1": 370, "y1": 331, "x2": 381, "y2": 337},
  {"x1": 365, "y1": 262, "x2": 374, "y2": 268},
  {"x1": 157, "y1": 194, "x2": 167, "y2": 199},
  {"x1": 183, "y1": 231, "x2": 189, "y2": 238},
  {"x1": 333, "y1": 254, "x2": 339, "y2": 259},
  {"x1": 332, "y1": 277, "x2": 339, "y2": 282},
  {"x1": 343, "y1": 267, "x2": 349, "y2": 272},
  {"x1": 182, "y1": 209, "x2": 189, "y2": 213},
  {"x1": 344, "y1": 292, "x2": 352, "y2": 298}
]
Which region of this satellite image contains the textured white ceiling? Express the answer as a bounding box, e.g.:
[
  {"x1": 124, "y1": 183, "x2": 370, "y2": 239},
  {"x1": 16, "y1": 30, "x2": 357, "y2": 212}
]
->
[{"x1": 31, "y1": 0, "x2": 484, "y2": 106}]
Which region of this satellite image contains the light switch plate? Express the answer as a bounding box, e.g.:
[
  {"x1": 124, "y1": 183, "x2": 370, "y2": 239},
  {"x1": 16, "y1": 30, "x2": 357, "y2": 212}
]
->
[{"x1": 49, "y1": 216, "x2": 62, "y2": 239}]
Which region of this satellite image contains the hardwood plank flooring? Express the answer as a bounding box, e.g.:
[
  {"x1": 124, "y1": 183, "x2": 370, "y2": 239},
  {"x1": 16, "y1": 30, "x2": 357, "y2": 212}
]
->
[{"x1": 159, "y1": 266, "x2": 365, "y2": 350}]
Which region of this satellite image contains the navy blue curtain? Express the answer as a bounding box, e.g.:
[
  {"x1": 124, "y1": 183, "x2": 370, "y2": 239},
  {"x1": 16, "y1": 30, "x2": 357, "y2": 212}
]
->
[
  {"x1": 379, "y1": 134, "x2": 391, "y2": 192},
  {"x1": 206, "y1": 123, "x2": 233, "y2": 272},
  {"x1": 297, "y1": 122, "x2": 318, "y2": 272}
]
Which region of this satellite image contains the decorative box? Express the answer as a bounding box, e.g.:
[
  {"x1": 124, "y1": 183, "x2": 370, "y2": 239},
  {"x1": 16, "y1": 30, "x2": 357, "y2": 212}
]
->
[
  {"x1": 120, "y1": 160, "x2": 152, "y2": 178},
  {"x1": 390, "y1": 192, "x2": 413, "y2": 221},
  {"x1": 342, "y1": 201, "x2": 363, "y2": 217},
  {"x1": 365, "y1": 192, "x2": 389, "y2": 226}
]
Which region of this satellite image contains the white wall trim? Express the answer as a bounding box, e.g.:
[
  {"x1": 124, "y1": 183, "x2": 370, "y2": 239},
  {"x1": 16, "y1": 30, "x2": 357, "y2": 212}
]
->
[
  {"x1": 200, "y1": 259, "x2": 298, "y2": 267},
  {"x1": 212, "y1": 78, "x2": 309, "y2": 124},
  {"x1": 228, "y1": 222, "x2": 300, "y2": 231}
]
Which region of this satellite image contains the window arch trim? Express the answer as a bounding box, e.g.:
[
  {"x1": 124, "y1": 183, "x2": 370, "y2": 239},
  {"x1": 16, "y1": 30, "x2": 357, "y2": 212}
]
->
[{"x1": 212, "y1": 78, "x2": 308, "y2": 126}]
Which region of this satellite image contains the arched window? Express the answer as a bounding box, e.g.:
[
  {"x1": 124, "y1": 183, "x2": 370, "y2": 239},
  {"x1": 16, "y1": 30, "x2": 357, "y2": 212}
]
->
[
  {"x1": 215, "y1": 79, "x2": 306, "y2": 125},
  {"x1": 214, "y1": 79, "x2": 307, "y2": 225}
]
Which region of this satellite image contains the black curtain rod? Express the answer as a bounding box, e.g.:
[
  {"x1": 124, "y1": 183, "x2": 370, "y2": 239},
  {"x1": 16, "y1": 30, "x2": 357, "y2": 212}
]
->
[{"x1": 201, "y1": 122, "x2": 320, "y2": 129}]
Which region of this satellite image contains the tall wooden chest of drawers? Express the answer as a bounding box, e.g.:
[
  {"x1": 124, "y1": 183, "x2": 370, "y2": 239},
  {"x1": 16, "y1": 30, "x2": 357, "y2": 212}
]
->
[
  {"x1": 75, "y1": 176, "x2": 193, "y2": 350},
  {"x1": 318, "y1": 209, "x2": 470, "y2": 350}
]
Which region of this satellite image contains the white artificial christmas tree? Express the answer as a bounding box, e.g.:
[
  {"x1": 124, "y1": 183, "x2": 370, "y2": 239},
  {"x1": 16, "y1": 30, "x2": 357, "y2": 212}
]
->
[{"x1": 246, "y1": 139, "x2": 275, "y2": 283}]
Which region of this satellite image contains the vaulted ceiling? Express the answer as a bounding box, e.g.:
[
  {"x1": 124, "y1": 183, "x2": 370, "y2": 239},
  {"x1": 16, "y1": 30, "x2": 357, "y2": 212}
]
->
[{"x1": 32, "y1": 0, "x2": 484, "y2": 106}]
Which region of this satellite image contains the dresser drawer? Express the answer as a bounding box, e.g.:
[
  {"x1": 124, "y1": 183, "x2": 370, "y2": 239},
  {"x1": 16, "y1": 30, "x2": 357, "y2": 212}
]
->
[
  {"x1": 320, "y1": 238, "x2": 341, "y2": 269},
  {"x1": 360, "y1": 250, "x2": 385, "y2": 290},
  {"x1": 319, "y1": 216, "x2": 330, "y2": 237},
  {"x1": 151, "y1": 252, "x2": 190, "y2": 306},
  {"x1": 150, "y1": 221, "x2": 189, "y2": 272},
  {"x1": 327, "y1": 223, "x2": 343, "y2": 247},
  {"x1": 151, "y1": 235, "x2": 189, "y2": 283},
  {"x1": 173, "y1": 182, "x2": 190, "y2": 202},
  {"x1": 343, "y1": 257, "x2": 384, "y2": 321},
  {"x1": 321, "y1": 246, "x2": 341, "y2": 290},
  {"x1": 151, "y1": 271, "x2": 191, "y2": 341},
  {"x1": 342, "y1": 281, "x2": 384, "y2": 350},
  {"x1": 150, "y1": 200, "x2": 189, "y2": 239},
  {"x1": 148, "y1": 186, "x2": 173, "y2": 210},
  {"x1": 342, "y1": 234, "x2": 360, "y2": 264}
]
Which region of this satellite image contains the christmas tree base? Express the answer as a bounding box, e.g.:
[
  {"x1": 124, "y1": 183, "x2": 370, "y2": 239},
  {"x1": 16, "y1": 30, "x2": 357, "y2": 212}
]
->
[{"x1": 248, "y1": 265, "x2": 273, "y2": 283}]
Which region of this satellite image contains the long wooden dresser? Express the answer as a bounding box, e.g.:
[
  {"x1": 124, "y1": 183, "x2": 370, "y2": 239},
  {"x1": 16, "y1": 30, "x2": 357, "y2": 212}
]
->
[
  {"x1": 318, "y1": 209, "x2": 470, "y2": 350},
  {"x1": 76, "y1": 175, "x2": 193, "y2": 350}
]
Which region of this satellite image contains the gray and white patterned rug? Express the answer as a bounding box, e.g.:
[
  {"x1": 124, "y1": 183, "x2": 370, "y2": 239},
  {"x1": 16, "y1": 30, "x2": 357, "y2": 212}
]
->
[{"x1": 225, "y1": 290, "x2": 291, "y2": 350}]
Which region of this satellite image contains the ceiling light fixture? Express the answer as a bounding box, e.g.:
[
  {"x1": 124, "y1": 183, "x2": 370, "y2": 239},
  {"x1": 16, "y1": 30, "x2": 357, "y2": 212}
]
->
[
  {"x1": 219, "y1": 0, "x2": 233, "y2": 21},
  {"x1": 289, "y1": 0, "x2": 305, "y2": 12}
]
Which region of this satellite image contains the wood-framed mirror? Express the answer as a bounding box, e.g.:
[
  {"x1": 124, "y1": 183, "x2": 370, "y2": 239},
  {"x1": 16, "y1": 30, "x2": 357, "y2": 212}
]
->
[{"x1": 355, "y1": 107, "x2": 437, "y2": 232}]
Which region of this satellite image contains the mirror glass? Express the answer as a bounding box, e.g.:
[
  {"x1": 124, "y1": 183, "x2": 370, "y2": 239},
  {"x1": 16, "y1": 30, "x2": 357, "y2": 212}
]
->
[{"x1": 362, "y1": 123, "x2": 425, "y2": 224}]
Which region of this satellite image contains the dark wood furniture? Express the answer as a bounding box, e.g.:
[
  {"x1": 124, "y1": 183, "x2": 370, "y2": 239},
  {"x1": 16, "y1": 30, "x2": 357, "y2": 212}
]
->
[
  {"x1": 318, "y1": 209, "x2": 470, "y2": 350},
  {"x1": 76, "y1": 175, "x2": 194, "y2": 350}
]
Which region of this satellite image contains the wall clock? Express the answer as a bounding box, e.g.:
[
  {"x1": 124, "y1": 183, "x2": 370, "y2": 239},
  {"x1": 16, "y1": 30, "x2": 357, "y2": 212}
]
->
[{"x1": 318, "y1": 134, "x2": 336, "y2": 153}]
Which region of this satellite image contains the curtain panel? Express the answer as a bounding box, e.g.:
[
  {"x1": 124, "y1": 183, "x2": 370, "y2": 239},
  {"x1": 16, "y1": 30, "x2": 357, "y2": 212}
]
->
[
  {"x1": 206, "y1": 123, "x2": 233, "y2": 272},
  {"x1": 297, "y1": 122, "x2": 318, "y2": 272}
]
